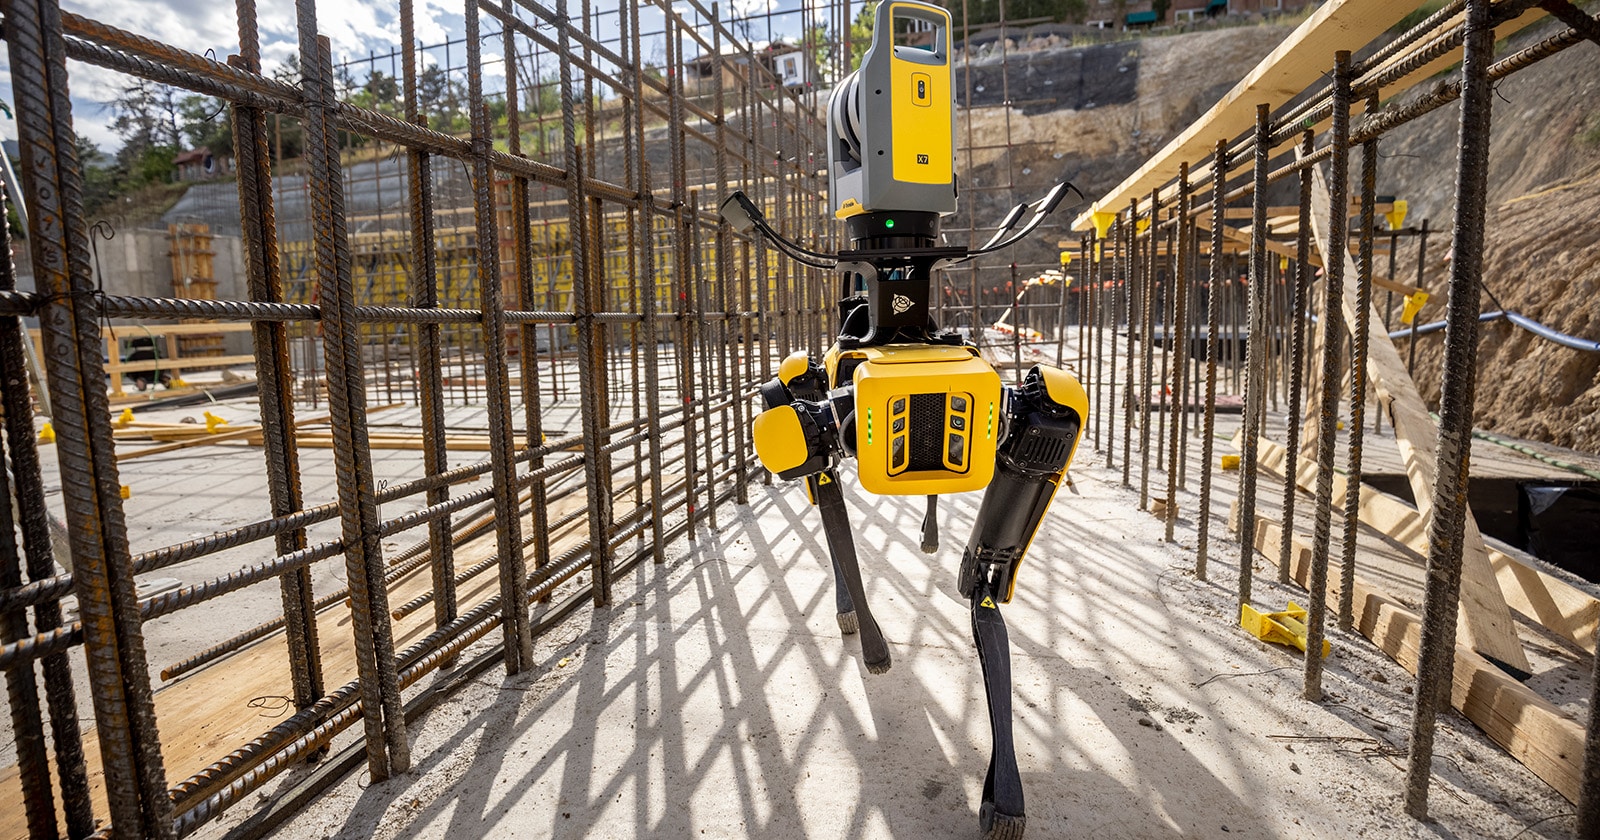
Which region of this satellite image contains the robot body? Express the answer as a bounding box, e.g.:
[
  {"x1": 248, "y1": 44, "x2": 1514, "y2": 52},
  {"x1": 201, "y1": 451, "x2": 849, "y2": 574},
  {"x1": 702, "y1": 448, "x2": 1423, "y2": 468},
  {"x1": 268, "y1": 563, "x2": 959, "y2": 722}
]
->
[{"x1": 724, "y1": 4, "x2": 1088, "y2": 834}]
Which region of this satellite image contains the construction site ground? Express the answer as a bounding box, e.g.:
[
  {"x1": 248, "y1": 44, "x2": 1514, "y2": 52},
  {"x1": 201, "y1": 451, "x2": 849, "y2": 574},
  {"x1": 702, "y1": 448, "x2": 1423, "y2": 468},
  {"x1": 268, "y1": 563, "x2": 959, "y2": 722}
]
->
[
  {"x1": 5, "y1": 338, "x2": 1596, "y2": 840},
  {"x1": 145, "y1": 346, "x2": 1584, "y2": 840}
]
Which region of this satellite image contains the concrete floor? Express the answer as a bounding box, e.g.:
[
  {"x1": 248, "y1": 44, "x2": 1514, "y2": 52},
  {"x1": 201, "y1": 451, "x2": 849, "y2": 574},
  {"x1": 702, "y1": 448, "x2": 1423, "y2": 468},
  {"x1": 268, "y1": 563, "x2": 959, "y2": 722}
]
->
[{"x1": 199, "y1": 452, "x2": 1576, "y2": 840}]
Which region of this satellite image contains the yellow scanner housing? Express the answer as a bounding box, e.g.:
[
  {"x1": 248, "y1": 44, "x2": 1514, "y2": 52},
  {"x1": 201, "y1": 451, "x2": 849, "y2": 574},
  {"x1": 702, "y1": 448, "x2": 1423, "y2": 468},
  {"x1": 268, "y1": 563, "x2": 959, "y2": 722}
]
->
[{"x1": 849, "y1": 345, "x2": 1002, "y2": 495}]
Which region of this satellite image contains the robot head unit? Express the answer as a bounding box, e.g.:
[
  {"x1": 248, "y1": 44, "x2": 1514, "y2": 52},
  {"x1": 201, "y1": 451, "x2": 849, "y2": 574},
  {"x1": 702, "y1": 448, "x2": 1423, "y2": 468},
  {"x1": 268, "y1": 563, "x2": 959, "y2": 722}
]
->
[{"x1": 828, "y1": 0, "x2": 957, "y2": 221}]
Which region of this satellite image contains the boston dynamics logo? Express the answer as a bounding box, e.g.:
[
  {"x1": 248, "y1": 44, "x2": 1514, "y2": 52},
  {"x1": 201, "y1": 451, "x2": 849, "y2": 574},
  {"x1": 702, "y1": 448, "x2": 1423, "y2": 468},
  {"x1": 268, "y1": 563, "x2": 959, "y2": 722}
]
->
[{"x1": 892, "y1": 294, "x2": 913, "y2": 314}]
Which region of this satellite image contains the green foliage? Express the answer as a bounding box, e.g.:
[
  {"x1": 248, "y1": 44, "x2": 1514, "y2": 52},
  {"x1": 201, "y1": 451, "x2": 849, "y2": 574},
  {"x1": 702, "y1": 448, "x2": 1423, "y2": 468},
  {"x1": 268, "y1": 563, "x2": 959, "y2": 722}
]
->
[
  {"x1": 177, "y1": 95, "x2": 233, "y2": 157},
  {"x1": 349, "y1": 70, "x2": 402, "y2": 115},
  {"x1": 77, "y1": 138, "x2": 120, "y2": 216},
  {"x1": 850, "y1": 2, "x2": 876, "y2": 71},
  {"x1": 1391, "y1": 0, "x2": 1447, "y2": 36},
  {"x1": 1581, "y1": 112, "x2": 1600, "y2": 148}
]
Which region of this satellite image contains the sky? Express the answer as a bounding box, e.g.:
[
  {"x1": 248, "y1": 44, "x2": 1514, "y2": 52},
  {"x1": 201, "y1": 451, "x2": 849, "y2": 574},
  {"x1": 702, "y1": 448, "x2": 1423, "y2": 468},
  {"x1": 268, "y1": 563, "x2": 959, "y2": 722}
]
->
[{"x1": 0, "y1": 0, "x2": 847, "y2": 153}]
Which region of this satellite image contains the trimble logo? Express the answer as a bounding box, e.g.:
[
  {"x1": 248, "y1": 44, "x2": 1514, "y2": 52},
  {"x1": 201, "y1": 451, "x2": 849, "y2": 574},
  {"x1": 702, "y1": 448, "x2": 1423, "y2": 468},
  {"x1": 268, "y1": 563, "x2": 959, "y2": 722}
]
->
[{"x1": 892, "y1": 294, "x2": 913, "y2": 314}]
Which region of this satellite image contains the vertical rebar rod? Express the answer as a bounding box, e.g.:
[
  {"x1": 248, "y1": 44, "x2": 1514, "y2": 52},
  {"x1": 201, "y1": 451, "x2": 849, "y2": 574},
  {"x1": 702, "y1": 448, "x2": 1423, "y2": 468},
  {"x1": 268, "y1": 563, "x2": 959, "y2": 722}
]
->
[
  {"x1": 711, "y1": 3, "x2": 749, "y2": 508},
  {"x1": 1405, "y1": 0, "x2": 1496, "y2": 817},
  {"x1": 1304, "y1": 51, "x2": 1354, "y2": 705},
  {"x1": 1123, "y1": 201, "x2": 1136, "y2": 488},
  {"x1": 1139, "y1": 190, "x2": 1159, "y2": 510},
  {"x1": 554, "y1": 0, "x2": 615, "y2": 602},
  {"x1": 1237, "y1": 103, "x2": 1271, "y2": 609},
  {"x1": 668, "y1": 18, "x2": 700, "y2": 542},
  {"x1": 6, "y1": 0, "x2": 178, "y2": 830},
  {"x1": 504, "y1": 0, "x2": 553, "y2": 597},
  {"x1": 0, "y1": 178, "x2": 93, "y2": 840},
  {"x1": 228, "y1": 36, "x2": 324, "y2": 715},
  {"x1": 1196, "y1": 140, "x2": 1227, "y2": 583},
  {"x1": 628, "y1": 0, "x2": 667, "y2": 561},
  {"x1": 1165, "y1": 163, "x2": 1191, "y2": 543},
  {"x1": 1280, "y1": 129, "x2": 1315, "y2": 585},
  {"x1": 1378, "y1": 226, "x2": 1399, "y2": 435},
  {"x1": 1583, "y1": 596, "x2": 1600, "y2": 834},
  {"x1": 1409, "y1": 220, "x2": 1429, "y2": 378},
  {"x1": 465, "y1": 0, "x2": 533, "y2": 669},
  {"x1": 1340, "y1": 98, "x2": 1380, "y2": 631},
  {"x1": 1106, "y1": 218, "x2": 1120, "y2": 472},
  {"x1": 0, "y1": 173, "x2": 54, "y2": 839},
  {"x1": 1157, "y1": 216, "x2": 1173, "y2": 476}
]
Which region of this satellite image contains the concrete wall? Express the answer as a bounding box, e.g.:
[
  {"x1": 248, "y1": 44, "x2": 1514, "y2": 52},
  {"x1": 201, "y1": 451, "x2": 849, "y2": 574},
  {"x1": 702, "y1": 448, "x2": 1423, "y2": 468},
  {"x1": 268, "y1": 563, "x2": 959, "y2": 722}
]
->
[{"x1": 97, "y1": 227, "x2": 253, "y2": 357}]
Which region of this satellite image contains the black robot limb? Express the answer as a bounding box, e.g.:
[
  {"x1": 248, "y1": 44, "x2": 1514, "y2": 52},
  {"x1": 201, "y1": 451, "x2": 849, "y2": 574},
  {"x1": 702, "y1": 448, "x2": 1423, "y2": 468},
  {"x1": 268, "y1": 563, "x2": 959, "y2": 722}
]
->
[
  {"x1": 958, "y1": 365, "x2": 1087, "y2": 603},
  {"x1": 754, "y1": 352, "x2": 892, "y2": 673},
  {"x1": 958, "y1": 364, "x2": 1086, "y2": 839}
]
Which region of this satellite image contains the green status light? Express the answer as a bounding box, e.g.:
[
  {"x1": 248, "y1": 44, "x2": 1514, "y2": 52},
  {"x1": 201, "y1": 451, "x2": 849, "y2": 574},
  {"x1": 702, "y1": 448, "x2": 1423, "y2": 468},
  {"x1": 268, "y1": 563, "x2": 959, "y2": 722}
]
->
[{"x1": 884, "y1": 218, "x2": 895, "y2": 229}]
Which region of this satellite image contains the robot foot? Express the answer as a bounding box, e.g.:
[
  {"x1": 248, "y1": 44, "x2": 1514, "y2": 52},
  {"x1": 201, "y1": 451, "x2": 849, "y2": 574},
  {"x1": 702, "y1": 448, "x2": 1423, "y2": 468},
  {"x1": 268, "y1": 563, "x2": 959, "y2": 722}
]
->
[
  {"x1": 979, "y1": 803, "x2": 1025, "y2": 840},
  {"x1": 837, "y1": 610, "x2": 859, "y2": 635}
]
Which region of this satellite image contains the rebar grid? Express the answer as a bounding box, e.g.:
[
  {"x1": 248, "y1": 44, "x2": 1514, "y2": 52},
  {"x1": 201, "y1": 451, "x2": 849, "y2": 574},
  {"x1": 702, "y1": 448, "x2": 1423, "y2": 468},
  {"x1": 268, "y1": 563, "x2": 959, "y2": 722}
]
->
[
  {"x1": 5, "y1": 0, "x2": 1600, "y2": 834},
  {"x1": 0, "y1": 0, "x2": 833, "y2": 833},
  {"x1": 1074, "y1": 0, "x2": 1600, "y2": 822}
]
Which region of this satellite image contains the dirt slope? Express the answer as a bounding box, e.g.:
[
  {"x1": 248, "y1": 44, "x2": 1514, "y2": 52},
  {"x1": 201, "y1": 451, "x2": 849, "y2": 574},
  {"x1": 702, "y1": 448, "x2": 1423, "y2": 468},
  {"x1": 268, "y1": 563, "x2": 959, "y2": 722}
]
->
[
  {"x1": 969, "y1": 16, "x2": 1600, "y2": 455},
  {"x1": 1372, "y1": 14, "x2": 1600, "y2": 455}
]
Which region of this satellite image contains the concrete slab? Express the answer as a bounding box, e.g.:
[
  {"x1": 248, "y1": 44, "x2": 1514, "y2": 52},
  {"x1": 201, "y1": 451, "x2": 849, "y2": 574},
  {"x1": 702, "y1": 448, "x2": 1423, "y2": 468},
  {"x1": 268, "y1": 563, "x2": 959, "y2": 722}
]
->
[{"x1": 205, "y1": 454, "x2": 1575, "y2": 840}]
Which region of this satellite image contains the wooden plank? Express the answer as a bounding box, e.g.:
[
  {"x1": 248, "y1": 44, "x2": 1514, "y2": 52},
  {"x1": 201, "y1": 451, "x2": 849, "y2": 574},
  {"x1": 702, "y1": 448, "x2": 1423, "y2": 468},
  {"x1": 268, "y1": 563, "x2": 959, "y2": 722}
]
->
[
  {"x1": 114, "y1": 406, "x2": 400, "y2": 462},
  {"x1": 1306, "y1": 161, "x2": 1529, "y2": 673},
  {"x1": 1251, "y1": 434, "x2": 1600, "y2": 656},
  {"x1": 1071, "y1": 0, "x2": 1425, "y2": 231},
  {"x1": 1193, "y1": 213, "x2": 1422, "y2": 296},
  {"x1": 0, "y1": 475, "x2": 635, "y2": 838},
  {"x1": 114, "y1": 354, "x2": 256, "y2": 375},
  {"x1": 1246, "y1": 513, "x2": 1583, "y2": 802}
]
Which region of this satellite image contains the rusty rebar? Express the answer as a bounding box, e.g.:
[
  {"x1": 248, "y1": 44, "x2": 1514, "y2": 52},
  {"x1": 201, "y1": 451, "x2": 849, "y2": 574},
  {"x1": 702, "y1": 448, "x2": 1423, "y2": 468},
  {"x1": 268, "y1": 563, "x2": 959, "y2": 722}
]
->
[{"x1": 1405, "y1": 0, "x2": 1496, "y2": 817}]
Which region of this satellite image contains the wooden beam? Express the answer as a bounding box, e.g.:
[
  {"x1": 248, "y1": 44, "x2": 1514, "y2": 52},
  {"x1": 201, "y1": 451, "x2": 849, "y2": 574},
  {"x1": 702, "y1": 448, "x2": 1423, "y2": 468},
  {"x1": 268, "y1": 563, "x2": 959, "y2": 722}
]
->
[
  {"x1": 1250, "y1": 434, "x2": 1600, "y2": 657},
  {"x1": 1071, "y1": 0, "x2": 1426, "y2": 231},
  {"x1": 1246, "y1": 513, "x2": 1583, "y2": 803},
  {"x1": 1305, "y1": 162, "x2": 1528, "y2": 672},
  {"x1": 1194, "y1": 213, "x2": 1422, "y2": 296}
]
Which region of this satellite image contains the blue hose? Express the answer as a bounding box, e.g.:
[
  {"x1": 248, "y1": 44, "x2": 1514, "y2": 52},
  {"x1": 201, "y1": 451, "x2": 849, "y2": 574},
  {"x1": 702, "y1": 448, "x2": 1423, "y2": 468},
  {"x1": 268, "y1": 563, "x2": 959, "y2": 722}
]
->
[{"x1": 1389, "y1": 309, "x2": 1600, "y2": 352}]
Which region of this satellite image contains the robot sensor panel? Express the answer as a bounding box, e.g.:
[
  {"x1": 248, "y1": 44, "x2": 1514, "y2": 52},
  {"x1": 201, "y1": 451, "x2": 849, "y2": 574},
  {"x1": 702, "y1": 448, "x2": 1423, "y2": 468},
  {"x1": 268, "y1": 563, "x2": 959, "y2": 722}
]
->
[{"x1": 851, "y1": 347, "x2": 1000, "y2": 495}]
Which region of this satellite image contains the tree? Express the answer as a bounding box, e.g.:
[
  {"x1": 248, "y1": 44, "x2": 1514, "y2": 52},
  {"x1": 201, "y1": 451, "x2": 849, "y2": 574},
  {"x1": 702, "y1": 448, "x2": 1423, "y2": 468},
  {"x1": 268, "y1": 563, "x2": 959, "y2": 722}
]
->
[
  {"x1": 418, "y1": 65, "x2": 468, "y2": 134},
  {"x1": 178, "y1": 95, "x2": 233, "y2": 158},
  {"x1": 109, "y1": 80, "x2": 180, "y2": 155},
  {"x1": 75, "y1": 137, "x2": 119, "y2": 217},
  {"x1": 107, "y1": 80, "x2": 181, "y2": 189},
  {"x1": 352, "y1": 69, "x2": 401, "y2": 115},
  {"x1": 850, "y1": 2, "x2": 876, "y2": 71}
]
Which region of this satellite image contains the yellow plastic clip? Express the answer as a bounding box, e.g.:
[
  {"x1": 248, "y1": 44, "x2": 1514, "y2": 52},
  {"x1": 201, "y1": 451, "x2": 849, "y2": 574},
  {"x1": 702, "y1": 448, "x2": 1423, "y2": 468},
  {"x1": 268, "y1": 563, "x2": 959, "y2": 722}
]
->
[
  {"x1": 1136, "y1": 217, "x2": 1151, "y2": 235},
  {"x1": 38, "y1": 422, "x2": 54, "y2": 444},
  {"x1": 203, "y1": 411, "x2": 229, "y2": 433},
  {"x1": 1090, "y1": 210, "x2": 1116, "y2": 240},
  {"x1": 1241, "y1": 602, "x2": 1330, "y2": 657},
  {"x1": 115, "y1": 408, "x2": 135, "y2": 427},
  {"x1": 119, "y1": 485, "x2": 132, "y2": 500},
  {"x1": 1385, "y1": 199, "x2": 1409, "y2": 232},
  {"x1": 1401, "y1": 290, "x2": 1430, "y2": 325},
  {"x1": 1059, "y1": 250, "x2": 1073, "y2": 267},
  {"x1": 1220, "y1": 454, "x2": 1240, "y2": 471}
]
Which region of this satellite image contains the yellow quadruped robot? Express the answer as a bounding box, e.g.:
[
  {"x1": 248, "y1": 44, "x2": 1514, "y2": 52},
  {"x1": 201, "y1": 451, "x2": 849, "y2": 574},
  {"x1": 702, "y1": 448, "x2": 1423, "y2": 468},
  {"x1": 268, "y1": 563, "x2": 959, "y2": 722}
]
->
[{"x1": 720, "y1": 3, "x2": 1086, "y2": 837}]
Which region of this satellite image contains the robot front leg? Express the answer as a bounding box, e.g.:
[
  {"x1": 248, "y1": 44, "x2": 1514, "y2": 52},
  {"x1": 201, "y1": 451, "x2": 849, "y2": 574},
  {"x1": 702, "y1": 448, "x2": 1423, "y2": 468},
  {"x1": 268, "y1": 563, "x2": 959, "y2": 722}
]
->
[
  {"x1": 958, "y1": 365, "x2": 1087, "y2": 839},
  {"x1": 755, "y1": 353, "x2": 892, "y2": 673}
]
